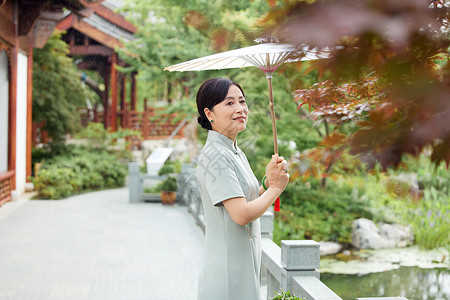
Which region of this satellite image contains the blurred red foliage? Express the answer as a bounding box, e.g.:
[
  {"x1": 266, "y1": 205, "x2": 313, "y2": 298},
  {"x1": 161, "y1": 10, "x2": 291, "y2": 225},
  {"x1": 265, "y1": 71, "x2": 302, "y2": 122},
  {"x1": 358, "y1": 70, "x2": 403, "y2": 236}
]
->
[{"x1": 264, "y1": 0, "x2": 450, "y2": 169}]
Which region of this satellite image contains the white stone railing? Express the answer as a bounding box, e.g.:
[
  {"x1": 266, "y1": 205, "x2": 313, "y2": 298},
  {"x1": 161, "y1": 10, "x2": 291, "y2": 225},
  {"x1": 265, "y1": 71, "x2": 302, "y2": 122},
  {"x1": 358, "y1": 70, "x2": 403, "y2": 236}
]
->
[
  {"x1": 128, "y1": 162, "x2": 171, "y2": 202},
  {"x1": 177, "y1": 163, "x2": 205, "y2": 231},
  {"x1": 260, "y1": 215, "x2": 342, "y2": 300},
  {"x1": 177, "y1": 164, "x2": 341, "y2": 299},
  {"x1": 176, "y1": 164, "x2": 408, "y2": 300}
]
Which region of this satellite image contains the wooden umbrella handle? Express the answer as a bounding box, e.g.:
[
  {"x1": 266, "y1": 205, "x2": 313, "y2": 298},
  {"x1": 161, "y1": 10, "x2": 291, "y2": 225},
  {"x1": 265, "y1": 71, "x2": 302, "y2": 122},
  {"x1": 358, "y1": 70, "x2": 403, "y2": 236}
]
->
[
  {"x1": 266, "y1": 75, "x2": 278, "y2": 154},
  {"x1": 266, "y1": 73, "x2": 280, "y2": 211}
]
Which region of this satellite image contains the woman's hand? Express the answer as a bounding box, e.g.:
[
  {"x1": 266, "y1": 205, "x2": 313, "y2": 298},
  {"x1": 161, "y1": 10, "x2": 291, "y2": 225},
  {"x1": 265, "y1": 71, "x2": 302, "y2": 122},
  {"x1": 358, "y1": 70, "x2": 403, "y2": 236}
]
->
[
  {"x1": 223, "y1": 154, "x2": 289, "y2": 226},
  {"x1": 265, "y1": 154, "x2": 289, "y2": 192}
]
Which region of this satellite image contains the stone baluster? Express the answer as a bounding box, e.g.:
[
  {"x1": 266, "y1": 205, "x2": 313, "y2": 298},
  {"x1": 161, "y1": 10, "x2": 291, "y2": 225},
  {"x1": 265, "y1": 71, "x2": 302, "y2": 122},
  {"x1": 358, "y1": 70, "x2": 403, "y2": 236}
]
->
[
  {"x1": 128, "y1": 162, "x2": 141, "y2": 203},
  {"x1": 281, "y1": 240, "x2": 320, "y2": 291},
  {"x1": 260, "y1": 210, "x2": 274, "y2": 240}
]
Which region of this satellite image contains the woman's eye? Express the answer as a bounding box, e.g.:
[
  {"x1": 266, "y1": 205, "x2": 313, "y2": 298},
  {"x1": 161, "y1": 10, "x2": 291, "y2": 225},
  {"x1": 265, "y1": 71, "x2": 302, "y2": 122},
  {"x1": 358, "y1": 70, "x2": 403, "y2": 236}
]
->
[
  {"x1": 240, "y1": 100, "x2": 246, "y2": 104},
  {"x1": 226, "y1": 102, "x2": 233, "y2": 106}
]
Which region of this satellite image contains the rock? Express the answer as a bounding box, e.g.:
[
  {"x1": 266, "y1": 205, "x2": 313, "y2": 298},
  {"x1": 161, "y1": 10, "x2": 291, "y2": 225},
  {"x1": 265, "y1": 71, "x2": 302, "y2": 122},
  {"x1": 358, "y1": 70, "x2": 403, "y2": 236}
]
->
[
  {"x1": 319, "y1": 241, "x2": 343, "y2": 256},
  {"x1": 24, "y1": 182, "x2": 35, "y2": 192},
  {"x1": 379, "y1": 223, "x2": 414, "y2": 248},
  {"x1": 352, "y1": 218, "x2": 414, "y2": 249},
  {"x1": 352, "y1": 218, "x2": 385, "y2": 249}
]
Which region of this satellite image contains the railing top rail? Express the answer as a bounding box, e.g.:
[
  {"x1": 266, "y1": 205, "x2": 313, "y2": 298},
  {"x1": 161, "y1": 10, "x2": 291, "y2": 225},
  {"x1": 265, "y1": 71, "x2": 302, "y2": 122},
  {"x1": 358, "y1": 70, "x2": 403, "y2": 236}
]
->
[
  {"x1": 0, "y1": 170, "x2": 15, "y2": 181},
  {"x1": 291, "y1": 276, "x2": 342, "y2": 300},
  {"x1": 261, "y1": 238, "x2": 283, "y2": 282}
]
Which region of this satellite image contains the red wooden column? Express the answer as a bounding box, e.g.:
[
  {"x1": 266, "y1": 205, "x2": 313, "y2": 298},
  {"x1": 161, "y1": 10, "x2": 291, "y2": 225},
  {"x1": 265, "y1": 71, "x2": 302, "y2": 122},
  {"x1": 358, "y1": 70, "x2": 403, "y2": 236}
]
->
[
  {"x1": 8, "y1": 1, "x2": 18, "y2": 189},
  {"x1": 130, "y1": 72, "x2": 137, "y2": 111},
  {"x1": 120, "y1": 73, "x2": 127, "y2": 128},
  {"x1": 26, "y1": 32, "x2": 33, "y2": 180},
  {"x1": 142, "y1": 98, "x2": 150, "y2": 139},
  {"x1": 102, "y1": 67, "x2": 110, "y2": 129},
  {"x1": 110, "y1": 53, "x2": 117, "y2": 131}
]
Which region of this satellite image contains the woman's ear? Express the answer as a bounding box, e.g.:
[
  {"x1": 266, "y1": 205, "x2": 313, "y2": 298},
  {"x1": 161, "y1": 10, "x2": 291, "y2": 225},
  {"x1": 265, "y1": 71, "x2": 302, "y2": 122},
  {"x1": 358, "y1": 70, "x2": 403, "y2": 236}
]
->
[{"x1": 204, "y1": 107, "x2": 212, "y2": 120}]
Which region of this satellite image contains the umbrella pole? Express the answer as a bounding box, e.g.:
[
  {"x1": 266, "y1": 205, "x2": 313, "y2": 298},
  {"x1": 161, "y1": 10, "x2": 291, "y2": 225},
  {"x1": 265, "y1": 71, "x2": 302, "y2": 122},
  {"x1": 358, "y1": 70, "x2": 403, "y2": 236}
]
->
[
  {"x1": 266, "y1": 71, "x2": 281, "y2": 212},
  {"x1": 266, "y1": 72, "x2": 278, "y2": 154}
]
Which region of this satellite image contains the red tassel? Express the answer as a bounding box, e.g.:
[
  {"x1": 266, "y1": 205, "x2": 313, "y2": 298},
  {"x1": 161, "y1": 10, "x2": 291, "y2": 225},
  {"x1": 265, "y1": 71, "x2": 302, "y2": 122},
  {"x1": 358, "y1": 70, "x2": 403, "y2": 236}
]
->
[{"x1": 274, "y1": 197, "x2": 280, "y2": 211}]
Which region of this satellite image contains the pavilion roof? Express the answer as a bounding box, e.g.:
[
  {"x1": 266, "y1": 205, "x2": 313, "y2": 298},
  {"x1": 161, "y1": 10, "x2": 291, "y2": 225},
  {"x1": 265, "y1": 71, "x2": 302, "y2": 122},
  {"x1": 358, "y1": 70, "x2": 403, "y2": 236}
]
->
[
  {"x1": 82, "y1": 11, "x2": 135, "y2": 43},
  {"x1": 57, "y1": 0, "x2": 136, "y2": 50}
]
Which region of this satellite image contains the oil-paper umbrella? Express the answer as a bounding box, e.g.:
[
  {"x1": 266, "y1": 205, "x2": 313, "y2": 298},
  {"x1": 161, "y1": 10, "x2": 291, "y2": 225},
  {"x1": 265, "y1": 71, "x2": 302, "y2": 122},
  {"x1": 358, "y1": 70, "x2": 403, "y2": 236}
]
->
[{"x1": 164, "y1": 40, "x2": 328, "y2": 210}]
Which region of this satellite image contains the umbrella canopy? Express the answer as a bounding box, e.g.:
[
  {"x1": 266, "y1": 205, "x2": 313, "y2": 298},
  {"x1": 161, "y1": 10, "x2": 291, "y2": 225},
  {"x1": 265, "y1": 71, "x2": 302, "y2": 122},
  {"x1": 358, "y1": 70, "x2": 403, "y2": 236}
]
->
[
  {"x1": 164, "y1": 42, "x2": 328, "y2": 154},
  {"x1": 164, "y1": 43, "x2": 328, "y2": 73},
  {"x1": 165, "y1": 41, "x2": 328, "y2": 212}
]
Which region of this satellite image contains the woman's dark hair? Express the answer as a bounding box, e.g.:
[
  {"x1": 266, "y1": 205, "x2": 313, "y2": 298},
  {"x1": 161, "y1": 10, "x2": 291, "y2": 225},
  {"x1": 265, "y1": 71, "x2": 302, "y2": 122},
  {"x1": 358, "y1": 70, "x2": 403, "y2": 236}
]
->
[{"x1": 196, "y1": 78, "x2": 245, "y2": 130}]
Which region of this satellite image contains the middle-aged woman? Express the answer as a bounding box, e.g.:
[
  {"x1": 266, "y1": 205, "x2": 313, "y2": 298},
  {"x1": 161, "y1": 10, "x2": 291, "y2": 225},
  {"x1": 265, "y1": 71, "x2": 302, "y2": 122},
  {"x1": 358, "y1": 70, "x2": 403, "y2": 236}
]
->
[{"x1": 195, "y1": 78, "x2": 289, "y2": 300}]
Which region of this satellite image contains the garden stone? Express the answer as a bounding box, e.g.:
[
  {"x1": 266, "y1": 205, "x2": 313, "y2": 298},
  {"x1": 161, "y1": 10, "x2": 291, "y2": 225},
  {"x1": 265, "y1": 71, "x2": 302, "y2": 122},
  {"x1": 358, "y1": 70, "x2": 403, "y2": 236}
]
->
[
  {"x1": 319, "y1": 241, "x2": 343, "y2": 256},
  {"x1": 379, "y1": 223, "x2": 414, "y2": 248},
  {"x1": 24, "y1": 182, "x2": 35, "y2": 192},
  {"x1": 352, "y1": 218, "x2": 414, "y2": 249},
  {"x1": 352, "y1": 218, "x2": 386, "y2": 249}
]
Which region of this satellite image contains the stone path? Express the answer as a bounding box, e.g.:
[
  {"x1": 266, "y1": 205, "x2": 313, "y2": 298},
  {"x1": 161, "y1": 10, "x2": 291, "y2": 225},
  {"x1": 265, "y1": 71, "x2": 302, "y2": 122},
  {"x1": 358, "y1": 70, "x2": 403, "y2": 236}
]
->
[{"x1": 0, "y1": 188, "x2": 204, "y2": 300}]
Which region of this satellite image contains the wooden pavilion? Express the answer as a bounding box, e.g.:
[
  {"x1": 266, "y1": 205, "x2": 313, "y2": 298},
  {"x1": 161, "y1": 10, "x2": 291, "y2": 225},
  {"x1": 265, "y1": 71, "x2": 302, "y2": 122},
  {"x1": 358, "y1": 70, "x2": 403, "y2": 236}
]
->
[
  {"x1": 0, "y1": 0, "x2": 102, "y2": 205},
  {"x1": 56, "y1": 0, "x2": 137, "y2": 132},
  {"x1": 57, "y1": 3, "x2": 186, "y2": 141}
]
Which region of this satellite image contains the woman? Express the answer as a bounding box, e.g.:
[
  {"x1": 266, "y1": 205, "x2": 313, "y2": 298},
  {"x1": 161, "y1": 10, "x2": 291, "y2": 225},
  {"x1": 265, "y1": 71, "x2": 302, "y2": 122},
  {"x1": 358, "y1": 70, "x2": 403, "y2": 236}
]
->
[{"x1": 196, "y1": 78, "x2": 289, "y2": 300}]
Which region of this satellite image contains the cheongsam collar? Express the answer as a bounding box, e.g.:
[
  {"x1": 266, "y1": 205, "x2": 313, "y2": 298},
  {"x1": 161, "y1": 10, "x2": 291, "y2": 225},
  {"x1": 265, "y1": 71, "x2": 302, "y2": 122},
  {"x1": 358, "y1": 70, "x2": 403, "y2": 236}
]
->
[{"x1": 207, "y1": 130, "x2": 239, "y2": 155}]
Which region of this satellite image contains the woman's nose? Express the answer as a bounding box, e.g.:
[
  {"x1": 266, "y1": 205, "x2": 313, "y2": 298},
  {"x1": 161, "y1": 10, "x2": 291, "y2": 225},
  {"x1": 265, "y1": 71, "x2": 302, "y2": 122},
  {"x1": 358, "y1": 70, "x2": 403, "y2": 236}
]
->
[{"x1": 235, "y1": 103, "x2": 245, "y2": 112}]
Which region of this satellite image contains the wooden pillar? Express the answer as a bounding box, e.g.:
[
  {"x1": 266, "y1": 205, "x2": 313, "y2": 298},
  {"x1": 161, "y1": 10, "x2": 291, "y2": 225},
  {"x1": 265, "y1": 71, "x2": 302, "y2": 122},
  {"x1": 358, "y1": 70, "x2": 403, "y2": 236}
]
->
[
  {"x1": 110, "y1": 53, "x2": 117, "y2": 131},
  {"x1": 102, "y1": 68, "x2": 110, "y2": 129},
  {"x1": 142, "y1": 97, "x2": 149, "y2": 139},
  {"x1": 69, "y1": 32, "x2": 75, "y2": 48},
  {"x1": 8, "y1": 1, "x2": 18, "y2": 189},
  {"x1": 131, "y1": 72, "x2": 137, "y2": 111},
  {"x1": 26, "y1": 32, "x2": 33, "y2": 181},
  {"x1": 93, "y1": 104, "x2": 99, "y2": 123},
  {"x1": 120, "y1": 73, "x2": 127, "y2": 128}
]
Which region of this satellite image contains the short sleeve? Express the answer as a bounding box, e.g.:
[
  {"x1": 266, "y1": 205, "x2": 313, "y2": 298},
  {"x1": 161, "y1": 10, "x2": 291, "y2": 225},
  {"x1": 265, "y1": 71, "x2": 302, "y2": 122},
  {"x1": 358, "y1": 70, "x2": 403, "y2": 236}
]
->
[{"x1": 197, "y1": 151, "x2": 245, "y2": 207}]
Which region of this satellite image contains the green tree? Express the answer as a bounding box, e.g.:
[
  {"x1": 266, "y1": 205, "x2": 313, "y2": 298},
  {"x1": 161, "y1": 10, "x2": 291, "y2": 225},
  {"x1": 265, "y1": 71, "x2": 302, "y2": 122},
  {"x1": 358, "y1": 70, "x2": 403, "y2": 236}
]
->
[
  {"x1": 118, "y1": 0, "x2": 270, "y2": 106},
  {"x1": 33, "y1": 31, "x2": 87, "y2": 149}
]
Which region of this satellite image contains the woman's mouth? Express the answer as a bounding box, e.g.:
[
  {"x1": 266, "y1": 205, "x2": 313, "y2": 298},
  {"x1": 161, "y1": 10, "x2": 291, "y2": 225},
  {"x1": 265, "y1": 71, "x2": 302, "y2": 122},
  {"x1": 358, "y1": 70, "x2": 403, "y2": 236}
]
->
[{"x1": 233, "y1": 116, "x2": 246, "y2": 123}]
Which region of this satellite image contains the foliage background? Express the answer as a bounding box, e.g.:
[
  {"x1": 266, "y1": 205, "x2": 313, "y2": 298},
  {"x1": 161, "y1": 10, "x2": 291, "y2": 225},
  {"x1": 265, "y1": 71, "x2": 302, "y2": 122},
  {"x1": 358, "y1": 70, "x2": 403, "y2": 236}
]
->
[
  {"x1": 28, "y1": 0, "x2": 449, "y2": 250},
  {"x1": 115, "y1": 0, "x2": 450, "y2": 250},
  {"x1": 32, "y1": 31, "x2": 89, "y2": 150}
]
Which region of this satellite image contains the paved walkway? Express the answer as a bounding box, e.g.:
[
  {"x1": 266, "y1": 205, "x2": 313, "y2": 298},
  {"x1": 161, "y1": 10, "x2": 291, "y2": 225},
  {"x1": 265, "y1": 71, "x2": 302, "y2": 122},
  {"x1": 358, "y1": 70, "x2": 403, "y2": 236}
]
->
[{"x1": 0, "y1": 188, "x2": 204, "y2": 300}]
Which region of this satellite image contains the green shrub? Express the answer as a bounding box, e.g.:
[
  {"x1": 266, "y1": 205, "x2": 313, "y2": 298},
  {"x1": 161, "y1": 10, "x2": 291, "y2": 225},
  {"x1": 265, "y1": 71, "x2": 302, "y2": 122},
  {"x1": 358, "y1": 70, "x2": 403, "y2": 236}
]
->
[
  {"x1": 32, "y1": 167, "x2": 77, "y2": 199},
  {"x1": 161, "y1": 175, "x2": 178, "y2": 192},
  {"x1": 144, "y1": 182, "x2": 163, "y2": 193},
  {"x1": 274, "y1": 177, "x2": 375, "y2": 244},
  {"x1": 271, "y1": 289, "x2": 304, "y2": 300},
  {"x1": 75, "y1": 122, "x2": 140, "y2": 160},
  {"x1": 31, "y1": 149, "x2": 127, "y2": 199},
  {"x1": 158, "y1": 163, "x2": 176, "y2": 176},
  {"x1": 403, "y1": 187, "x2": 450, "y2": 249}
]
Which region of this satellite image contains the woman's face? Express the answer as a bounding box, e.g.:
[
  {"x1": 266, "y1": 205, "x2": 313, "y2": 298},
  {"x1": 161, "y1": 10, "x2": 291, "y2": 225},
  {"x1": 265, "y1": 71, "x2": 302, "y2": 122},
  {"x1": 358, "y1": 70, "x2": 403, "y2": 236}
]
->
[{"x1": 204, "y1": 84, "x2": 248, "y2": 141}]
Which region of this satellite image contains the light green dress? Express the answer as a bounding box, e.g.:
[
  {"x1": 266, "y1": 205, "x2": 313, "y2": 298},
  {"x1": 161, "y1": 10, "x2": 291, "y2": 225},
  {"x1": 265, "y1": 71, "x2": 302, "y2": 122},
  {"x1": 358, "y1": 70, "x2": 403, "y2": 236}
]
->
[{"x1": 196, "y1": 130, "x2": 261, "y2": 300}]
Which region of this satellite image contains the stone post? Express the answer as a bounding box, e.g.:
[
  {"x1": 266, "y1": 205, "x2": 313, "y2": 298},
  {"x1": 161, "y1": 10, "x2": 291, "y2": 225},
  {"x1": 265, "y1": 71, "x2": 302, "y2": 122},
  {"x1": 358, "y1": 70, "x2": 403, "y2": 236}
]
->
[
  {"x1": 128, "y1": 162, "x2": 141, "y2": 203},
  {"x1": 260, "y1": 211, "x2": 274, "y2": 240},
  {"x1": 281, "y1": 240, "x2": 320, "y2": 291},
  {"x1": 260, "y1": 210, "x2": 274, "y2": 292}
]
